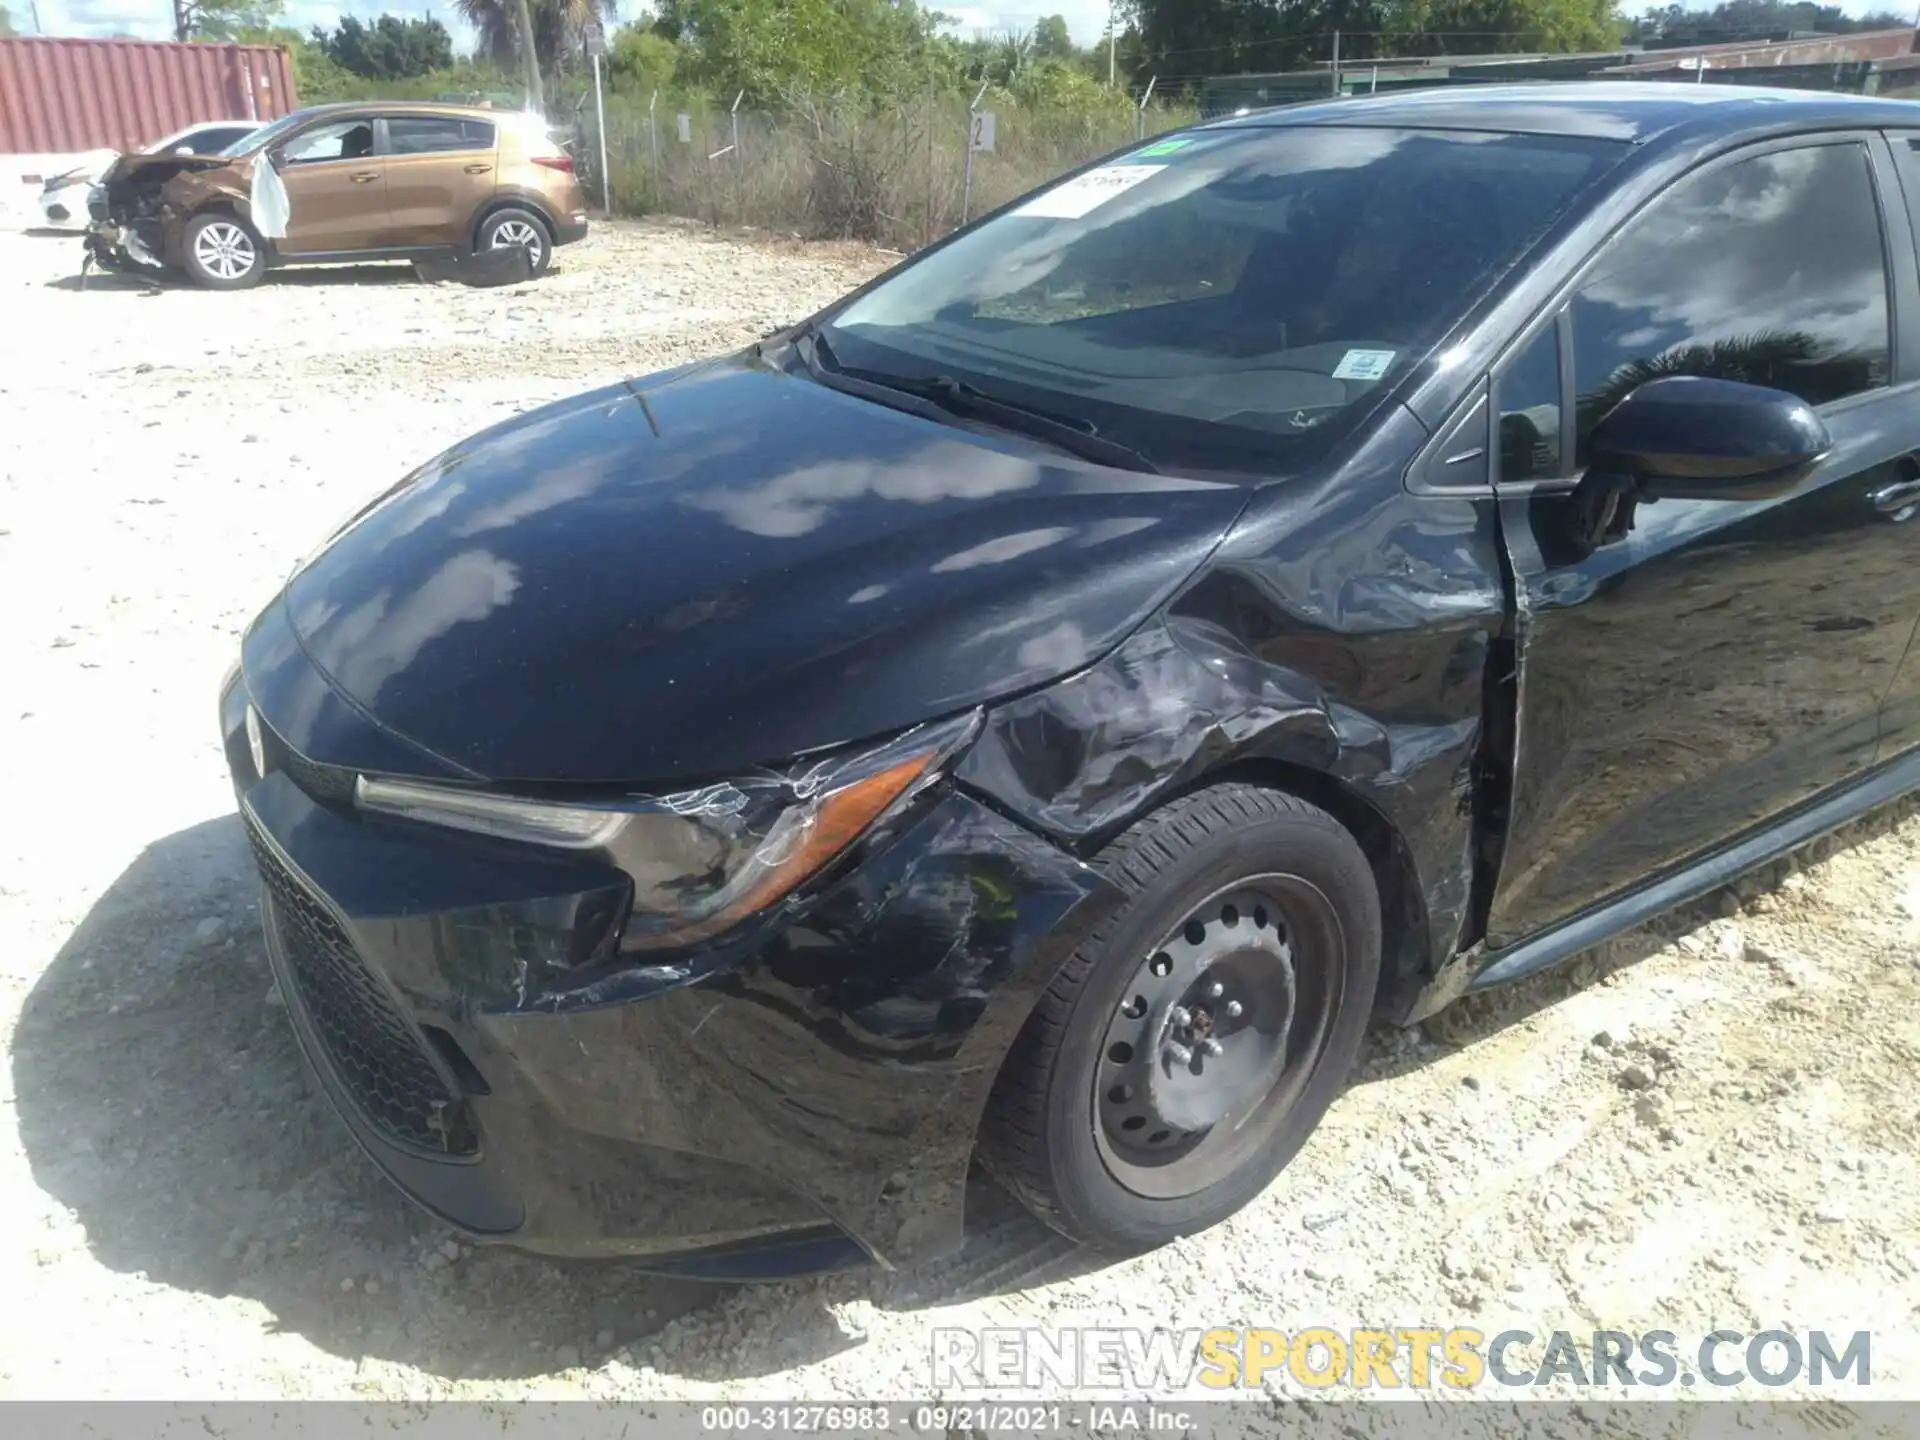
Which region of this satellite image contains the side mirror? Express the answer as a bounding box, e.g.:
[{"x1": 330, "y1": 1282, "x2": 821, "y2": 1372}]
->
[
  {"x1": 1589, "y1": 375, "x2": 1831, "y2": 502},
  {"x1": 173, "y1": 144, "x2": 194, "y2": 155}
]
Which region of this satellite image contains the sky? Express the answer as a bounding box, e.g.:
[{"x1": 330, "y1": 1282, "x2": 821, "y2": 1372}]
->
[{"x1": 15, "y1": 0, "x2": 1901, "y2": 52}]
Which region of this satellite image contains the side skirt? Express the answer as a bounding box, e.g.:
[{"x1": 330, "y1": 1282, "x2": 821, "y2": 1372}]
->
[
  {"x1": 1407, "y1": 743, "x2": 1920, "y2": 1017},
  {"x1": 273, "y1": 245, "x2": 460, "y2": 266}
]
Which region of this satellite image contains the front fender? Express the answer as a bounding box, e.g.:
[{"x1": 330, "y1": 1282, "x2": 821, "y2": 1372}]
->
[{"x1": 956, "y1": 441, "x2": 1506, "y2": 1002}]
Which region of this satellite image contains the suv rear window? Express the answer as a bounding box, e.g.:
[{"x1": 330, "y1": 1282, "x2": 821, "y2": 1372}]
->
[{"x1": 387, "y1": 116, "x2": 495, "y2": 154}]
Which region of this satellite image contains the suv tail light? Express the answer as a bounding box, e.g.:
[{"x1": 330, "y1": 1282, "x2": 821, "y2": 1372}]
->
[{"x1": 533, "y1": 155, "x2": 574, "y2": 174}]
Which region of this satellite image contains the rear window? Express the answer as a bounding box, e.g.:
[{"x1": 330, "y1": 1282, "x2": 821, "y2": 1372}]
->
[
  {"x1": 827, "y1": 125, "x2": 1625, "y2": 474},
  {"x1": 500, "y1": 112, "x2": 566, "y2": 154},
  {"x1": 387, "y1": 116, "x2": 495, "y2": 154}
]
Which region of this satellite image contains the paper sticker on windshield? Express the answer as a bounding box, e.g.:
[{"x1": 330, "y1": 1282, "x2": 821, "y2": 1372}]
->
[
  {"x1": 1131, "y1": 138, "x2": 1192, "y2": 159},
  {"x1": 1016, "y1": 164, "x2": 1165, "y2": 220},
  {"x1": 1332, "y1": 349, "x2": 1396, "y2": 381}
]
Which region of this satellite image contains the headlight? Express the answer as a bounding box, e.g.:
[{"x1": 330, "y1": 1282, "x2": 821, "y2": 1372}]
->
[{"x1": 353, "y1": 710, "x2": 980, "y2": 948}]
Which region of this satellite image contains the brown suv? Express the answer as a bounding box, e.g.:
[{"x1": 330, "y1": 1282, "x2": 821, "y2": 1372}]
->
[{"x1": 86, "y1": 101, "x2": 589, "y2": 289}]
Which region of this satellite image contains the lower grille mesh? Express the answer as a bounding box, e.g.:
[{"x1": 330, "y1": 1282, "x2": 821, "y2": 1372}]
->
[{"x1": 245, "y1": 818, "x2": 476, "y2": 1156}]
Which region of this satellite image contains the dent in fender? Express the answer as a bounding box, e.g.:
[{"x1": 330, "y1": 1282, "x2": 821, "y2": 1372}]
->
[{"x1": 957, "y1": 483, "x2": 1505, "y2": 1013}]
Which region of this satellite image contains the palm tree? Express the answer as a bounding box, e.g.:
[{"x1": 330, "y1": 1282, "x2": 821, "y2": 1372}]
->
[
  {"x1": 1576, "y1": 330, "x2": 1878, "y2": 437},
  {"x1": 455, "y1": 0, "x2": 612, "y2": 90}
]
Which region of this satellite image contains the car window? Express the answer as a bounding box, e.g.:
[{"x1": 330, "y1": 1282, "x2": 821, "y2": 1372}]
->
[
  {"x1": 186, "y1": 127, "x2": 253, "y2": 154},
  {"x1": 386, "y1": 117, "x2": 495, "y2": 155},
  {"x1": 1570, "y1": 142, "x2": 1890, "y2": 465},
  {"x1": 280, "y1": 120, "x2": 376, "y2": 166},
  {"x1": 973, "y1": 203, "x2": 1259, "y2": 324},
  {"x1": 825, "y1": 126, "x2": 1624, "y2": 475},
  {"x1": 1497, "y1": 321, "x2": 1564, "y2": 483},
  {"x1": 220, "y1": 109, "x2": 307, "y2": 157}
]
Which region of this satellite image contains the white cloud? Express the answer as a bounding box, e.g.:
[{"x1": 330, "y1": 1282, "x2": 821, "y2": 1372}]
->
[{"x1": 938, "y1": 2, "x2": 1117, "y2": 48}]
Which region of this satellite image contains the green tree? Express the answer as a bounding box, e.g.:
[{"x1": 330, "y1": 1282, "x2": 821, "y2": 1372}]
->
[
  {"x1": 1120, "y1": 0, "x2": 1624, "y2": 79},
  {"x1": 454, "y1": 0, "x2": 610, "y2": 84},
  {"x1": 314, "y1": 14, "x2": 455, "y2": 79},
  {"x1": 1625, "y1": 0, "x2": 1905, "y2": 46},
  {"x1": 1031, "y1": 14, "x2": 1075, "y2": 57},
  {"x1": 174, "y1": 0, "x2": 286, "y2": 42},
  {"x1": 607, "y1": 23, "x2": 682, "y2": 90},
  {"x1": 658, "y1": 0, "x2": 945, "y2": 102},
  {"x1": 1384, "y1": 0, "x2": 1623, "y2": 55},
  {"x1": 0, "y1": 7, "x2": 15, "y2": 37}
]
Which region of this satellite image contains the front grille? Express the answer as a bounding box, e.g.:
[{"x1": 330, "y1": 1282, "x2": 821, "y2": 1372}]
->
[
  {"x1": 255, "y1": 719, "x2": 356, "y2": 804},
  {"x1": 277, "y1": 744, "x2": 356, "y2": 804},
  {"x1": 245, "y1": 817, "x2": 477, "y2": 1156}
]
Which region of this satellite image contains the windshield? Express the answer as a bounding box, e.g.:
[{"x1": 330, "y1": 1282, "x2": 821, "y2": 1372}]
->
[
  {"x1": 219, "y1": 110, "x2": 310, "y2": 157},
  {"x1": 826, "y1": 125, "x2": 1624, "y2": 474}
]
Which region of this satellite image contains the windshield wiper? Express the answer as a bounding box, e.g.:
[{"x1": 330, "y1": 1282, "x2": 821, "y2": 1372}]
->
[{"x1": 799, "y1": 327, "x2": 1159, "y2": 474}]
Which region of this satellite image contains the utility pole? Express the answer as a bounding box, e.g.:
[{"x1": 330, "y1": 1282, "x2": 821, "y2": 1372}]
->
[
  {"x1": 1108, "y1": 0, "x2": 1117, "y2": 86},
  {"x1": 1331, "y1": 30, "x2": 1341, "y2": 95},
  {"x1": 511, "y1": 0, "x2": 544, "y2": 112},
  {"x1": 172, "y1": 0, "x2": 191, "y2": 41}
]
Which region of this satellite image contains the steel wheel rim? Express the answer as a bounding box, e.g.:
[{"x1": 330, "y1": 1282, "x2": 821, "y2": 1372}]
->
[
  {"x1": 1091, "y1": 873, "x2": 1344, "y2": 1200},
  {"x1": 490, "y1": 220, "x2": 542, "y2": 265},
  {"x1": 194, "y1": 221, "x2": 254, "y2": 280}
]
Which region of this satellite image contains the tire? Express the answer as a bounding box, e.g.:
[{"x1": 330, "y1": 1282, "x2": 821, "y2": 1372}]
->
[
  {"x1": 179, "y1": 211, "x2": 266, "y2": 290},
  {"x1": 980, "y1": 784, "x2": 1381, "y2": 1253},
  {"x1": 476, "y1": 207, "x2": 553, "y2": 278}
]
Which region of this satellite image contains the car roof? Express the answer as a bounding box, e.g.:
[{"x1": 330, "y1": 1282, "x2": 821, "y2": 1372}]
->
[
  {"x1": 284, "y1": 100, "x2": 518, "y2": 122},
  {"x1": 1207, "y1": 80, "x2": 1920, "y2": 144}
]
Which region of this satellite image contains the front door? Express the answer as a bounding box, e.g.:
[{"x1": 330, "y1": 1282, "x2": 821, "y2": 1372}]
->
[
  {"x1": 1486, "y1": 135, "x2": 1920, "y2": 950},
  {"x1": 378, "y1": 114, "x2": 499, "y2": 248},
  {"x1": 273, "y1": 117, "x2": 389, "y2": 256}
]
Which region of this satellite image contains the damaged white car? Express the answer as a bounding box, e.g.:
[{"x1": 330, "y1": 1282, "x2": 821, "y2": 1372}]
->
[{"x1": 38, "y1": 120, "x2": 259, "y2": 231}]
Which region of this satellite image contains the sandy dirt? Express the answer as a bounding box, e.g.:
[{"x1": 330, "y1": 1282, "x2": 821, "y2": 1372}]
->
[{"x1": 1, "y1": 216, "x2": 1917, "y2": 1420}]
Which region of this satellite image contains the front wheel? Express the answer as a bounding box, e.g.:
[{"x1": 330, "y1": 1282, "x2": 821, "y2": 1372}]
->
[
  {"x1": 980, "y1": 784, "x2": 1381, "y2": 1252},
  {"x1": 180, "y1": 212, "x2": 266, "y2": 290},
  {"x1": 477, "y1": 207, "x2": 553, "y2": 279}
]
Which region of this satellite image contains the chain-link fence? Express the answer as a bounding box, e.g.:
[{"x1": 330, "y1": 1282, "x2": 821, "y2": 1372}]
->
[{"x1": 566, "y1": 90, "x2": 1200, "y2": 252}]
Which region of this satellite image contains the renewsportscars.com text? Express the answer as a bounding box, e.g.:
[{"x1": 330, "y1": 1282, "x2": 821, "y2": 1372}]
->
[{"x1": 931, "y1": 1326, "x2": 1872, "y2": 1392}]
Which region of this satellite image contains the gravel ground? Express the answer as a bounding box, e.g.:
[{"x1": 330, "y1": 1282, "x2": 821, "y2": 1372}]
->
[{"x1": 2, "y1": 215, "x2": 1918, "y2": 1423}]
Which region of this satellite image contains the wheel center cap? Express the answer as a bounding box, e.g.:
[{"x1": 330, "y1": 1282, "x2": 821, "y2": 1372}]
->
[{"x1": 1144, "y1": 953, "x2": 1296, "y2": 1133}]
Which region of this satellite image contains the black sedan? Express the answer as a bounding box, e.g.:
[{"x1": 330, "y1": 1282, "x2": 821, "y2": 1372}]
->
[{"x1": 221, "y1": 82, "x2": 1920, "y2": 1277}]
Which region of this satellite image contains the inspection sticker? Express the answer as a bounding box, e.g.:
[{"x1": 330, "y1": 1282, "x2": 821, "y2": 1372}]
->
[
  {"x1": 1332, "y1": 348, "x2": 1396, "y2": 381},
  {"x1": 1016, "y1": 164, "x2": 1166, "y2": 220},
  {"x1": 1131, "y1": 137, "x2": 1193, "y2": 159}
]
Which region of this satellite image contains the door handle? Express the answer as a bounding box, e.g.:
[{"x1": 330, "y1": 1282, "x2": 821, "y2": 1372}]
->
[
  {"x1": 1870, "y1": 477, "x2": 1920, "y2": 519},
  {"x1": 349, "y1": 171, "x2": 379, "y2": 184},
  {"x1": 463, "y1": 163, "x2": 493, "y2": 174}
]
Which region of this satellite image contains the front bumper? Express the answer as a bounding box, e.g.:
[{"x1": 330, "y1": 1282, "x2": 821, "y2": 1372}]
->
[{"x1": 220, "y1": 614, "x2": 1117, "y2": 1275}]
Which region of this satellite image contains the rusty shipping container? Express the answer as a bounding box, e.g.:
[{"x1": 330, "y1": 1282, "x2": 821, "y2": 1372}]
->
[{"x1": 0, "y1": 36, "x2": 297, "y2": 156}]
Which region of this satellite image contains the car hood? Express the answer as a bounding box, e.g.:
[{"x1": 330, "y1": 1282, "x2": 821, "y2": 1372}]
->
[
  {"x1": 100, "y1": 151, "x2": 234, "y2": 189},
  {"x1": 273, "y1": 355, "x2": 1249, "y2": 786}
]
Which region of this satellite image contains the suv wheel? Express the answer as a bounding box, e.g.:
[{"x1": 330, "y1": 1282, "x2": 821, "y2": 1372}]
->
[
  {"x1": 478, "y1": 208, "x2": 553, "y2": 278},
  {"x1": 980, "y1": 784, "x2": 1381, "y2": 1253},
  {"x1": 181, "y1": 213, "x2": 266, "y2": 290}
]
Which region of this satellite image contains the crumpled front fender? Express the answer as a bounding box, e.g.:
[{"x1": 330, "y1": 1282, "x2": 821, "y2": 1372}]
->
[{"x1": 956, "y1": 470, "x2": 1506, "y2": 1017}]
